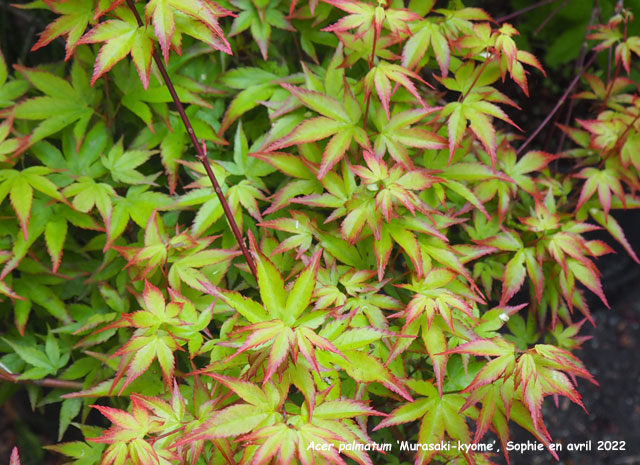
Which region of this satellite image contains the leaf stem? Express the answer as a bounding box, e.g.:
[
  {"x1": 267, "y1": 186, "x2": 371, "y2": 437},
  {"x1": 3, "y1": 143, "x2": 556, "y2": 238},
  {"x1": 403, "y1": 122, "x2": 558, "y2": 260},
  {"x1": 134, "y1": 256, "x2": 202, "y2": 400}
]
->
[
  {"x1": 362, "y1": 30, "x2": 379, "y2": 133},
  {"x1": 124, "y1": 0, "x2": 257, "y2": 280},
  {"x1": 534, "y1": 0, "x2": 569, "y2": 35},
  {"x1": 496, "y1": 0, "x2": 558, "y2": 23},
  {"x1": 555, "y1": 2, "x2": 599, "y2": 153},
  {"x1": 460, "y1": 54, "x2": 492, "y2": 102},
  {"x1": 0, "y1": 370, "x2": 83, "y2": 390},
  {"x1": 516, "y1": 53, "x2": 596, "y2": 156}
]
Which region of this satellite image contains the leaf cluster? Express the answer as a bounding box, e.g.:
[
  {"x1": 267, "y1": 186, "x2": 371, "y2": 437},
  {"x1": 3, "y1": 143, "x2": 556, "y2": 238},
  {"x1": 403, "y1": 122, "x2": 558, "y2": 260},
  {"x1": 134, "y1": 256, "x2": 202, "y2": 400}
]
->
[{"x1": 1, "y1": 1, "x2": 639, "y2": 465}]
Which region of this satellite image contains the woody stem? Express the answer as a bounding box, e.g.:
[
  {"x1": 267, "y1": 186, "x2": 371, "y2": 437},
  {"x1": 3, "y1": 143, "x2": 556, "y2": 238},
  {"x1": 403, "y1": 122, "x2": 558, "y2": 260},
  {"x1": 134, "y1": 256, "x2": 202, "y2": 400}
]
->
[{"x1": 125, "y1": 0, "x2": 257, "y2": 280}]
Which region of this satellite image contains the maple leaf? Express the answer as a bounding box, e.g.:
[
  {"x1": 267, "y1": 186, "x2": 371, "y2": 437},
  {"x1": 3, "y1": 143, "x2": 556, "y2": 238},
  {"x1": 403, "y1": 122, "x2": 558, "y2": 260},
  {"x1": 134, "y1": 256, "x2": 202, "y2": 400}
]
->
[
  {"x1": 493, "y1": 23, "x2": 545, "y2": 95},
  {"x1": 403, "y1": 19, "x2": 450, "y2": 76},
  {"x1": 403, "y1": 7, "x2": 490, "y2": 76},
  {"x1": 447, "y1": 338, "x2": 517, "y2": 393},
  {"x1": 500, "y1": 248, "x2": 526, "y2": 306},
  {"x1": 229, "y1": 0, "x2": 294, "y2": 60},
  {"x1": 45, "y1": 217, "x2": 67, "y2": 274},
  {"x1": 514, "y1": 345, "x2": 595, "y2": 440},
  {"x1": 0, "y1": 166, "x2": 66, "y2": 239},
  {"x1": 500, "y1": 150, "x2": 557, "y2": 197},
  {"x1": 588, "y1": 15, "x2": 640, "y2": 73},
  {"x1": 621, "y1": 131, "x2": 640, "y2": 170},
  {"x1": 202, "y1": 247, "x2": 341, "y2": 380},
  {"x1": 167, "y1": 242, "x2": 240, "y2": 291},
  {"x1": 373, "y1": 216, "x2": 448, "y2": 280},
  {"x1": 269, "y1": 83, "x2": 369, "y2": 179},
  {"x1": 227, "y1": 178, "x2": 268, "y2": 229},
  {"x1": 29, "y1": 0, "x2": 94, "y2": 60},
  {"x1": 181, "y1": 390, "x2": 277, "y2": 442},
  {"x1": 322, "y1": 0, "x2": 418, "y2": 39},
  {"x1": 575, "y1": 165, "x2": 625, "y2": 220},
  {"x1": 107, "y1": 185, "x2": 172, "y2": 248},
  {"x1": 77, "y1": 9, "x2": 155, "y2": 88},
  {"x1": 443, "y1": 94, "x2": 519, "y2": 165},
  {"x1": 398, "y1": 267, "x2": 479, "y2": 332},
  {"x1": 113, "y1": 211, "x2": 168, "y2": 279},
  {"x1": 0, "y1": 51, "x2": 28, "y2": 109},
  {"x1": 218, "y1": 122, "x2": 275, "y2": 181},
  {"x1": 590, "y1": 208, "x2": 640, "y2": 264},
  {"x1": 338, "y1": 349, "x2": 412, "y2": 401},
  {"x1": 88, "y1": 397, "x2": 171, "y2": 465},
  {"x1": 259, "y1": 210, "x2": 316, "y2": 258},
  {"x1": 350, "y1": 151, "x2": 438, "y2": 222},
  {"x1": 287, "y1": 398, "x2": 384, "y2": 464},
  {"x1": 217, "y1": 66, "x2": 287, "y2": 134},
  {"x1": 372, "y1": 108, "x2": 446, "y2": 168},
  {"x1": 577, "y1": 113, "x2": 627, "y2": 153},
  {"x1": 101, "y1": 139, "x2": 157, "y2": 186},
  {"x1": 374, "y1": 380, "x2": 471, "y2": 464},
  {"x1": 108, "y1": 281, "x2": 195, "y2": 391},
  {"x1": 63, "y1": 176, "x2": 115, "y2": 232},
  {"x1": 364, "y1": 60, "x2": 432, "y2": 120},
  {"x1": 573, "y1": 74, "x2": 635, "y2": 109},
  {"x1": 175, "y1": 0, "x2": 234, "y2": 52},
  {"x1": 13, "y1": 64, "x2": 96, "y2": 149}
]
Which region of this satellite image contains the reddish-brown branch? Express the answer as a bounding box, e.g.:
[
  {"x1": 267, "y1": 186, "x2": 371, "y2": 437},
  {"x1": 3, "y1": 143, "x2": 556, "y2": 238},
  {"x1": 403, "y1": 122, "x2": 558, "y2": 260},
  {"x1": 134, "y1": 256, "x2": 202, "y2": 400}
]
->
[
  {"x1": 534, "y1": 0, "x2": 570, "y2": 35},
  {"x1": 556, "y1": 2, "x2": 600, "y2": 153},
  {"x1": 460, "y1": 55, "x2": 492, "y2": 102},
  {"x1": 362, "y1": 30, "x2": 379, "y2": 133},
  {"x1": 517, "y1": 53, "x2": 597, "y2": 156},
  {"x1": 496, "y1": 0, "x2": 558, "y2": 23},
  {"x1": 0, "y1": 370, "x2": 83, "y2": 390},
  {"x1": 125, "y1": 0, "x2": 257, "y2": 280}
]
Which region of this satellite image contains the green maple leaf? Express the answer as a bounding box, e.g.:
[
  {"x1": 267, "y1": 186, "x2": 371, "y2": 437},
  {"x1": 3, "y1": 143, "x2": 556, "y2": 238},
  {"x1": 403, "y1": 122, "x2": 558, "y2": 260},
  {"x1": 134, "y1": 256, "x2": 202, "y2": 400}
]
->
[
  {"x1": 107, "y1": 186, "x2": 172, "y2": 248},
  {"x1": 403, "y1": 19, "x2": 450, "y2": 75},
  {"x1": 364, "y1": 60, "x2": 431, "y2": 120},
  {"x1": 0, "y1": 166, "x2": 65, "y2": 239},
  {"x1": 108, "y1": 282, "x2": 194, "y2": 391},
  {"x1": 216, "y1": 122, "x2": 275, "y2": 179},
  {"x1": 62, "y1": 176, "x2": 115, "y2": 229},
  {"x1": 270, "y1": 83, "x2": 369, "y2": 179},
  {"x1": 202, "y1": 248, "x2": 341, "y2": 379},
  {"x1": 101, "y1": 138, "x2": 157, "y2": 185},
  {"x1": 168, "y1": 246, "x2": 240, "y2": 291},
  {"x1": 77, "y1": 9, "x2": 155, "y2": 88},
  {"x1": 443, "y1": 94, "x2": 518, "y2": 165},
  {"x1": 171, "y1": 159, "x2": 229, "y2": 236},
  {"x1": 375, "y1": 380, "x2": 471, "y2": 463},
  {"x1": 30, "y1": 124, "x2": 108, "y2": 184},
  {"x1": 112, "y1": 211, "x2": 168, "y2": 279},
  {"x1": 13, "y1": 63, "x2": 96, "y2": 149},
  {"x1": 0, "y1": 51, "x2": 28, "y2": 109},
  {"x1": 145, "y1": 0, "x2": 234, "y2": 63},
  {"x1": 0, "y1": 116, "x2": 23, "y2": 165},
  {"x1": 28, "y1": 0, "x2": 94, "y2": 60},
  {"x1": 217, "y1": 66, "x2": 287, "y2": 134},
  {"x1": 373, "y1": 108, "x2": 446, "y2": 168},
  {"x1": 229, "y1": 0, "x2": 294, "y2": 60}
]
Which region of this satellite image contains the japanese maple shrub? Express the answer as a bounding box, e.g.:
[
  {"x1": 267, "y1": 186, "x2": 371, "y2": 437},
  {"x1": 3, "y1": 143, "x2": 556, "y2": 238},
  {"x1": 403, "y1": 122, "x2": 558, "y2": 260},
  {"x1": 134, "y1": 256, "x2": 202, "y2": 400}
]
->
[{"x1": 0, "y1": 0, "x2": 639, "y2": 464}]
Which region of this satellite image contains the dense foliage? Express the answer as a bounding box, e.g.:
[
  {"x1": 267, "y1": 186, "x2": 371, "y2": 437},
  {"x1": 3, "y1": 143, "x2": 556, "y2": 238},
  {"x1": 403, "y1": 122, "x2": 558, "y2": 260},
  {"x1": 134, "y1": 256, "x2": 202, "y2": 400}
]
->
[{"x1": 1, "y1": 0, "x2": 639, "y2": 464}]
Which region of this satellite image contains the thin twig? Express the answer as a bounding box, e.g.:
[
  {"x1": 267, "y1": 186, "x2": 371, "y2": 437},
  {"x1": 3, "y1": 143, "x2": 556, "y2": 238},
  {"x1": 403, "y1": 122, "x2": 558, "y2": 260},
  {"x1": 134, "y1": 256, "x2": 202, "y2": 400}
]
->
[
  {"x1": 534, "y1": 0, "x2": 570, "y2": 35},
  {"x1": 460, "y1": 55, "x2": 492, "y2": 101},
  {"x1": 0, "y1": 370, "x2": 83, "y2": 390},
  {"x1": 496, "y1": 0, "x2": 558, "y2": 23},
  {"x1": 517, "y1": 53, "x2": 597, "y2": 156},
  {"x1": 556, "y1": 2, "x2": 600, "y2": 153},
  {"x1": 124, "y1": 0, "x2": 257, "y2": 280}
]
